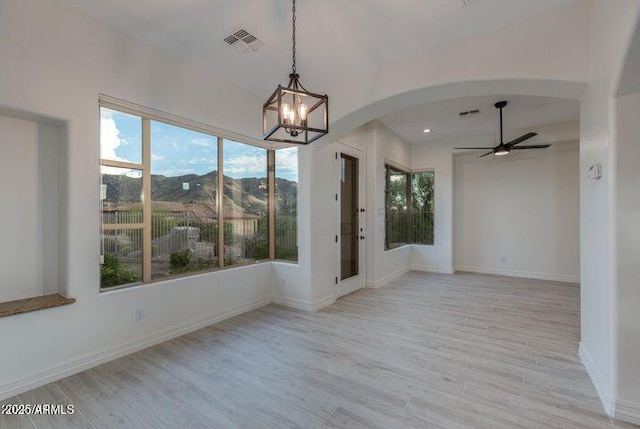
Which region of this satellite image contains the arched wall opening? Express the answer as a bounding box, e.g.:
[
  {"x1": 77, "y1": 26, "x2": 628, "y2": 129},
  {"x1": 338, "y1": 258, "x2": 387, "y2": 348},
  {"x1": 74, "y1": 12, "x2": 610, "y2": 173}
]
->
[
  {"x1": 292, "y1": 78, "x2": 587, "y2": 311},
  {"x1": 330, "y1": 78, "x2": 587, "y2": 139}
]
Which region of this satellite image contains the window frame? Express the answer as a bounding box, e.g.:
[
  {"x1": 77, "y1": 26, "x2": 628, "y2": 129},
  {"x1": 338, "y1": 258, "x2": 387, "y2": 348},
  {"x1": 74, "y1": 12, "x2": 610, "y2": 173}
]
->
[
  {"x1": 99, "y1": 96, "x2": 297, "y2": 291},
  {"x1": 384, "y1": 164, "x2": 410, "y2": 250}
]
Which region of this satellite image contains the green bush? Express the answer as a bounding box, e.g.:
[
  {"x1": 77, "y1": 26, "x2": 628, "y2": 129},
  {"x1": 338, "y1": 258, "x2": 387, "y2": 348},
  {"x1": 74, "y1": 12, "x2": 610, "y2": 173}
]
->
[
  {"x1": 100, "y1": 254, "x2": 139, "y2": 288},
  {"x1": 170, "y1": 249, "x2": 191, "y2": 273}
]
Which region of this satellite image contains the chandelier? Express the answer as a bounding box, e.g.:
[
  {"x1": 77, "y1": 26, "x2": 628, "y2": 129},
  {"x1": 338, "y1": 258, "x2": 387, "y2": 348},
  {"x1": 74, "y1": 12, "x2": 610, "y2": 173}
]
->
[{"x1": 262, "y1": 0, "x2": 328, "y2": 144}]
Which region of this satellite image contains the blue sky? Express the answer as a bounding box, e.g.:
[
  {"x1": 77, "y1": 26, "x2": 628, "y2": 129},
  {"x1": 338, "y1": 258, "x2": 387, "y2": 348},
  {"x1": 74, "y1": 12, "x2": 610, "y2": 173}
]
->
[{"x1": 100, "y1": 108, "x2": 297, "y2": 181}]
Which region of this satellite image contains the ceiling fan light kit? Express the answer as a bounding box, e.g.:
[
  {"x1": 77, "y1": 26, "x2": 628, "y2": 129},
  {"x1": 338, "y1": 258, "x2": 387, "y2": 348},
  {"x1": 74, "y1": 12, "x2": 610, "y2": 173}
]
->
[
  {"x1": 262, "y1": 0, "x2": 328, "y2": 144},
  {"x1": 454, "y1": 101, "x2": 551, "y2": 158}
]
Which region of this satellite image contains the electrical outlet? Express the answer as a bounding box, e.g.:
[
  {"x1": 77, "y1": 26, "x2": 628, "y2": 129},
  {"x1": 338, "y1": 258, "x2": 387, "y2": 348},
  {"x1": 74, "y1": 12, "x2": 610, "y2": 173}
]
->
[
  {"x1": 135, "y1": 308, "x2": 144, "y2": 321},
  {"x1": 500, "y1": 256, "x2": 507, "y2": 263},
  {"x1": 279, "y1": 278, "x2": 286, "y2": 288}
]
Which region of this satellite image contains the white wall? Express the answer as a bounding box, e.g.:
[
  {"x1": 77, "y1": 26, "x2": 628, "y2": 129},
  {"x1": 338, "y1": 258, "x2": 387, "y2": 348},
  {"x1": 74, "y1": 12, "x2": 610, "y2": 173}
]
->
[
  {"x1": 454, "y1": 142, "x2": 580, "y2": 282},
  {"x1": 0, "y1": 116, "x2": 61, "y2": 301},
  {"x1": 578, "y1": 0, "x2": 640, "y2": 419},
  {"x1": 0, "y1": 0, "x2": 273, "y2": 399},
  {"x1": 0, "y1": 116, "x2": 41, "y2": 301},
  {"x1": 614, "y1": 92, "x2": 640, "y2": 421},
  {"x1": 372, "y1": 124, "x2": 413, "y2": 286}
]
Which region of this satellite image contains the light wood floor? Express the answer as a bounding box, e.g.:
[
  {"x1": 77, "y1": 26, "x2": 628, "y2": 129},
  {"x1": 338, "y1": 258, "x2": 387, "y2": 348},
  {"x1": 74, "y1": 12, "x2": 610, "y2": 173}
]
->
[{"x1": 2, "y1": 272, "x2": 638, "y2": 429}]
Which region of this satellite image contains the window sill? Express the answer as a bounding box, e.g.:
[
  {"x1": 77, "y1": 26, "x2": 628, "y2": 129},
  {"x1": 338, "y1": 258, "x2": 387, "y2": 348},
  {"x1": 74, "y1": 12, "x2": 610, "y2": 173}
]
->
[
  {"x1": 0, "y1": 294, "x2": 76, "y2": 318},
  {"x1": 100, "y1": 259, "x2": 273, "y2": 294},
  {"x1": 385, "y1": 244, "x2": 410, "y2": 252}
]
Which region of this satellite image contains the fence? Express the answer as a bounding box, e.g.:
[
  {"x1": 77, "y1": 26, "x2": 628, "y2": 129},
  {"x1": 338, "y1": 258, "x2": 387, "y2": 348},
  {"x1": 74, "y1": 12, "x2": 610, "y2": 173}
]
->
[
  {"x1": 275, "y1": 214, "x2": 298, "y2": 261},
  {"x1": 388, "y1": 210, "x2": 434, "y2": 247},
  {"x1": 101, "y1": 209, "x2": 298, "y2": 265}
]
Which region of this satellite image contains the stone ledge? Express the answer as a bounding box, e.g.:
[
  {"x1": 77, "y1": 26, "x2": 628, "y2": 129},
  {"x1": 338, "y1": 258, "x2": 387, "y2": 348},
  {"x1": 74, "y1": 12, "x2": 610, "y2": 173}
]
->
[{"x1": 0, "y1": 294, "x2": 76, "y2": 318}]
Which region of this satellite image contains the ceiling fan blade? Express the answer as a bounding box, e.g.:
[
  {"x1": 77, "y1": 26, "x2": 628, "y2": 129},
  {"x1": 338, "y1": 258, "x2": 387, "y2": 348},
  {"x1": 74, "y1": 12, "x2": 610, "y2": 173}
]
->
[
  {"x1": 511, "y1": 144, "x2": 551, "y2": 149},
  {"x1": 454, "y1": 147, "x2": 496, "y2": 150},
  {"x1": 478, "y1": 151, "x2": 494, "y2": 158},
  {"x1": 506, "y1": 132, "x2": 538, "y2": 147}
]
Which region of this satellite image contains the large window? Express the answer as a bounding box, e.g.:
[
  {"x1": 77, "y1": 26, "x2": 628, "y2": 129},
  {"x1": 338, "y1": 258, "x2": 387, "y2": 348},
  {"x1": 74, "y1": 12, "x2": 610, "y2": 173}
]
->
[
  {"x1": 411, "y1": 171, "x2": 434, "y2": 245},
  {"x1": 99, "y1": 102, "x2": 298, "y2": 289},
  {"x1": 384, "y1": 165, "x2": 434, "y2": 250}
]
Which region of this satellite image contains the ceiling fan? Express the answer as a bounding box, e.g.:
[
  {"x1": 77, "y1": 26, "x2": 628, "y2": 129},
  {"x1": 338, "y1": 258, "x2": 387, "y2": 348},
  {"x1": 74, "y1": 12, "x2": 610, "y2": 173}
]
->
[{"x1": 455, "y1": 101, "x2": 550, "y2": 157}]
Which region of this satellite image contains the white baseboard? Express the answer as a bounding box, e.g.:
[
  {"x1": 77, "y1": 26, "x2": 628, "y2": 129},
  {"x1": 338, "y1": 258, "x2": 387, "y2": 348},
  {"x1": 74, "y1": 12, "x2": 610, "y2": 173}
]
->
[
  {"x1": 0, "y1": 296, "x2": 272, "y2": 402},
  {"x1": 579, "y1": 343, "x2": 640, "y2": 425},
  {"x1": 615, "y1": 398, "x2": 640, "y2": 426},
  {"x1": 272, "y1": 294, "x2": 335, "y2": 312},
  {"x1": 411, "y1": 264, "x2": 455, "y2": 275},
  {"x1": 454, "y1": 265, "x2": 579, "y2": 284},
  {"x1": 370, "y1": 266, "x2": 410, "y2": 289},
  {"x1": 579, "y1": 342, "x2": 616, "y2": 416}
]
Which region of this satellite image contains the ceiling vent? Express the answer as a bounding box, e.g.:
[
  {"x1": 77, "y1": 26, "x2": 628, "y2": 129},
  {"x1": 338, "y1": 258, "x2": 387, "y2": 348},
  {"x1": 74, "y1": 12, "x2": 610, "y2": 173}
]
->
[
  {"x1": 459, "y1": 109, "x2": 481, "y2": 117},
  {"x1": 223, "y1": 28, "x2": 264, "y2": 53}
]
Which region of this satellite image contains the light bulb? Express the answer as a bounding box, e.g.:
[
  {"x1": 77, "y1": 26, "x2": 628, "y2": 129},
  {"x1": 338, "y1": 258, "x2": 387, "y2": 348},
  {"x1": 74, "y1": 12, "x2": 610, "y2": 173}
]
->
[
  {"x1": 298, "y1": 103, "x2": 308, "y2": 121},
  {"x1": 282, "y1": 103, "x2": 292, "y2": 124},
  {"x1": 495, "y1": 149, "x2": 510, "y2": 156}
]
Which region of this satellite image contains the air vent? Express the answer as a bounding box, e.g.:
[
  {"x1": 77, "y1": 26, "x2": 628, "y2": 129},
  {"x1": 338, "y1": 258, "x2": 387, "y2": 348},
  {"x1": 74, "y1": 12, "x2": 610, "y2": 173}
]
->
[
  {"x1": 462, "y1": 0, "x2": 481, "y2": 5},
  {"x1": 459, "y1": 109, "x2": 480, "y2": 117},
  {"x1": 223, "y1": 28, "x2": 264, "y2": 53}
]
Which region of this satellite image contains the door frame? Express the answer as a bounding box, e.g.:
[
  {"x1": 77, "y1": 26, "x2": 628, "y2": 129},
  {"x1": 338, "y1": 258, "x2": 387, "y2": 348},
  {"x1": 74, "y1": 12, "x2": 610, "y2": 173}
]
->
[{"x1": 334, "y1": 140, "x2": 366, "y2": 298}]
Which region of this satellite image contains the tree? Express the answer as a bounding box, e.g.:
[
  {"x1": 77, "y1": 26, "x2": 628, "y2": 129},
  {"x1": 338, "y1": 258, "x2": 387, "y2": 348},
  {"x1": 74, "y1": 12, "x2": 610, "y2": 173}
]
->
[{"x1": 412, "y1": 172, "x2": 434, "y2": 213}]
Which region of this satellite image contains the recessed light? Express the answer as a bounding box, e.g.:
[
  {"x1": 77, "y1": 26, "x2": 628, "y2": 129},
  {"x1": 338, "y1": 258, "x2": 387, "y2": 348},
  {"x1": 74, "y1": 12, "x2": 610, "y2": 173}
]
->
[{"x1": 423, "y1": 129, "x2": 432, "y2": 133}]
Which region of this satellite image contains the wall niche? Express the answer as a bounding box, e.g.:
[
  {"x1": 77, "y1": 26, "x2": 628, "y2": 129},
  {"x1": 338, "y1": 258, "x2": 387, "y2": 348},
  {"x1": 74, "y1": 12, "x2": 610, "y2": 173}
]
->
[{"x1": 0, "y1": 109, "x2": 74, "y2": 317}]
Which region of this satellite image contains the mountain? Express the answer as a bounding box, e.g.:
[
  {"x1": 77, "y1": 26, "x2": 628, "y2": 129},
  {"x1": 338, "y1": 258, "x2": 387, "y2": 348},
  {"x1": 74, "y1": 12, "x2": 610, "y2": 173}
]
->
[{"x1": 102, "y1": 170, "x2": 297, "y2": 216}]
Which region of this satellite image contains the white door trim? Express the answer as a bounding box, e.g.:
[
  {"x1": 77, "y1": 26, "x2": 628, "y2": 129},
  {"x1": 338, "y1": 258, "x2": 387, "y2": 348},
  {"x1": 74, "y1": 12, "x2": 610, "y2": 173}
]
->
[{"x1": 334, "y1": 141, "x2": 366, "y2": 298}]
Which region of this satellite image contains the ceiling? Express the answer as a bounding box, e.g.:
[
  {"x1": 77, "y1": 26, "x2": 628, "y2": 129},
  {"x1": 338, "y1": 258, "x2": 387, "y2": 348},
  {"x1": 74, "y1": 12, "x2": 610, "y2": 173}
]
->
[
  {"x1": 378, "y1": 95, "x2": 580, "y2": 145},
  {"x1": 57, "y1": 0, "x2": 583, "y2": 144},
  {"x1": 59, "y1": 0, "x2": 580, "y2": 99}
]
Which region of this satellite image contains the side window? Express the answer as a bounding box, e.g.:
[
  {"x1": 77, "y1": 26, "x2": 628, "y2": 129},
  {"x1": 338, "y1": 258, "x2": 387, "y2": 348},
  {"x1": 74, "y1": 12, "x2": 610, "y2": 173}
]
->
[{"x1": 411, "y1": 171, "x2": 434, "y2": 245}]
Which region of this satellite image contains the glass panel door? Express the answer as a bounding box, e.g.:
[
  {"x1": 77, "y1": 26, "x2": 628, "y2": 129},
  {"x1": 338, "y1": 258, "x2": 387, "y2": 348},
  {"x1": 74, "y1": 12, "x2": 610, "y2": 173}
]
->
[{"x1": 340, "y1": 154, "x2": 359, "y2": 280}]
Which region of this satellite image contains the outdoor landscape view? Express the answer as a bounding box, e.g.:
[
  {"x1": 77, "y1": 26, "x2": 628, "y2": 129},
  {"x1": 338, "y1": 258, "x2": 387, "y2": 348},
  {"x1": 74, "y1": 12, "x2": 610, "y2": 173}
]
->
[{"x1": 100, "y1": 108, "x2": 298, "y2": 288}]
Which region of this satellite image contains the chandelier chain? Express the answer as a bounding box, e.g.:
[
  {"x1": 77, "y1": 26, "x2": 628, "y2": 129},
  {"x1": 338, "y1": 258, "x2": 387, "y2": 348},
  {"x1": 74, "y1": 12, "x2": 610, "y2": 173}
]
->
[{"x1": 291, "y1": 0, "x2": 297, "y2": 74}]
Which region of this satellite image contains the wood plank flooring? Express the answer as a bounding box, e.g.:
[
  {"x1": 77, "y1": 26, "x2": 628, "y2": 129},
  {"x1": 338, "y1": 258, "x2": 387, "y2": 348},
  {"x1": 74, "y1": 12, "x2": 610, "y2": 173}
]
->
[{"x1": 3, "y1": 272, "x2": 638, "y2": 428}]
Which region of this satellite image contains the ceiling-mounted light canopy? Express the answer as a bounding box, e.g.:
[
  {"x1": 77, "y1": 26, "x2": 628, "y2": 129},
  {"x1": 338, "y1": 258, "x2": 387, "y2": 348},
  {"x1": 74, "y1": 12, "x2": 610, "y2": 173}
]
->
[
  {"x1": 494, "y1": 146, "x2": 510, "y2": 156},
  {"x1": 262, "y1": 0, "x2": 328, "y2": 144}
]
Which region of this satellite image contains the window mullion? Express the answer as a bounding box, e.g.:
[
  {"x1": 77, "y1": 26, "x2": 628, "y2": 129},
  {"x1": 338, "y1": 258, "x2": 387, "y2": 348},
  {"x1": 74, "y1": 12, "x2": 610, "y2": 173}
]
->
[
  {"x1": 407, "y1": 172, "x2": 412, "y2": 244},
  {"x1": 385, "y1": 166, "x2": 390, "y2": 250},
  {"x1": 268, "y1": 150, "x2": 276, "y2": 260},
  {"x1": 142, "y1": 118, "x2": 152, "y2": 282},
  {"x1": 217, "y1": 137, "x2": 225, "y2": 268}
]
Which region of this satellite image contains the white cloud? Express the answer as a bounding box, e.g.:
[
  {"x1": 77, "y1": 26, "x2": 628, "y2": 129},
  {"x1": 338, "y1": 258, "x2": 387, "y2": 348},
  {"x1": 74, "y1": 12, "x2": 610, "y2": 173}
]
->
[
  {"x1": 153, "y1": 167, "x2": 197, "y2": 177},
  {"x1": 100, "y1": 165, "x2": 141, "y2": 177},
  {"x1": 100, "y1": 110, "x2": 132, "y2": 163},
  {"x1": 275, "y1": 147, "x2": 298, "y2": 181},
  {"x1": 190, "y1": 137, "x2": 217, "y2": 148},
  {"x1": 151, "y1": 153, "x2": 165, "y2": 162},
  {"x1": 224, "y1": 155, "x2": 268, "y2": 177}
]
